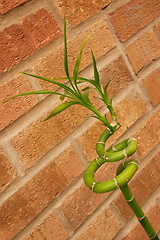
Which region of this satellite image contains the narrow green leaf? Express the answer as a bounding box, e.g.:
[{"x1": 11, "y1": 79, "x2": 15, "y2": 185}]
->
[
  {"x1": 103, "y1": 78, "x2": 111, "y2": 93},
  {"x1": 76, "y1": 77, "x2": 98, "y2": 87},
  {"x1": 91, "y1": 115, "x2": 101, "y2": 120},
  {"x1": 44, "y1": 101, "x2": 79, "y2": 121},
  {"x1": 64, "y1": 17, "x2": 70, "y2": 80},
  {"x1": 3, "y1": 90, "x2": 66, "y2": 103},
  {"x1": 21, "y1": 72, "x2": 76, "y2": 96},
  {"x1": 81, "y1": 86, "x2": 92, "y2": 91},
  {"x1": 91, "y1": 51, "x2": 100, "y2": 86},
  {"x1": 73, "y1": 37, "x2": 89, "y2": 86},
  {"x1": 81, "y1": 91, "x2": 91, "y2": 104}
]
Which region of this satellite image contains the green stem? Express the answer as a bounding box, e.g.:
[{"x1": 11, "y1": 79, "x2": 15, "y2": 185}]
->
[
  {"x1": 83, "y1": 129, "x2": 159, "y2": 240},
  {"x1": 119, "y1": 184, "x2": 159, "y2": 240}
]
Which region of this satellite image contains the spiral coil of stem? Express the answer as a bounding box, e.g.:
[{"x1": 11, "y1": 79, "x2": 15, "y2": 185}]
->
[{"x1": 83, "y1": 129, "x2": 159, "y2": 240}]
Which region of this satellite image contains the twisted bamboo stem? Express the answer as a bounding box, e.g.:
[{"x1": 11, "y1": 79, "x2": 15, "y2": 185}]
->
[{"x1": 83, "y1": 129, "x2": 159, "y2": 239}]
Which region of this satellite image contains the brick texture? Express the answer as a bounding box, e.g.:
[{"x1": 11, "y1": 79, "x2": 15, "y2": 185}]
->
[
  {"x1": 60, "y1": 184, "x2": 108, "y2": 230},
  {"x1": 156, "y1": 22, "x2": 160, "y2": 35},
  {"x1": 114, "y1": 150, "x2": 160, "y2": 220},
  {"x1": 126, "y1": 30, "x2": 160, "y2": 74},
  {"x1": 0, "y1": 146, "x2": 84, "y2": 239},
  {"x1": 76, "y1": 207, "x2": 121, "y2": 240},
  {"x1": 0, "y1": 8, "x2": 61, "y2": 75},
  {"x1": 109, "y1": 0, "x2": 160, "y2": 42},
  {"x1": 24, "y1": 213, "x2": 69, "y2": 240},
  {"x1": 134, "y1": 109, "x2": 160, "y2": 159},
  {"x1": 0, "y1": 75, "x2": 38, "y2": 131},
  {"x1": 54, "y1": 146, "x2": 85, "y2": 184},
  {"x1": 56, "y1": 0, "x2": 114, "y2": 26},
  {"x1": 99, "y1": 56, "x2": 133, "y2": 98},
  {"x1": 0, "y1": 150, "x2": 16, "y2": 192},
  {"x1": 34, "y1": 19, "x2": 115, "y2": 90},
  {"x1": 0, "y1": 161, "x2": 67, "y2": 240},
  {"x1": 59, "y1": 161, "x2": 120, "y2": 230},
  {"x1": 142, "y1": 68, "x2": 160, "y2": 106},
  {"x1": 0, "y1": 0, "x2": 29, "y2": 14}
]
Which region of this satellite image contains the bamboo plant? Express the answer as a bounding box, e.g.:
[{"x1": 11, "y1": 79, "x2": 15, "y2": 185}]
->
[{"x1": 4, "y1": 18, "x2": 159, "y2": 240}]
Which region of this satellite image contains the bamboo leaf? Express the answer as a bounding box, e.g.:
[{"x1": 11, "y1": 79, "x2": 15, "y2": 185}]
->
[
  {"x1": 20, "y1": 72, "x2": 76, "y2": 96},
  {"x1": 76, "y1": 77, "x2": 98, "y2": 87},
  {"x1": 73, "y1": 37, "x2": 89, "y2": 86},
  {"x1": 81, "y1": 86, "x2": 92, "y2": 91},
  {"x1": 44, "y1": 101, "x2": 79, "y2": 121},
  {"x1": 91, "y1": 51, "x2": 100, "y2": 86},
  {"x1": 3, "y1": 90, "x2": 67, "y2": 103},
  {"x1": 81, "y1": 91, "x2": 91, "y2": 103},
  {"x1": 64, "y1": 17, "x2": 70, "y2": 80},
  {"x1": 103, "y1": 78, "x2": 111, "y2": 94}
]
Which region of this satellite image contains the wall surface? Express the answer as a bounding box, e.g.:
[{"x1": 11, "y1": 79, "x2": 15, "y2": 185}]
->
[{"x1": 0, "y1": 0, "x2": 160, "y2": 239}]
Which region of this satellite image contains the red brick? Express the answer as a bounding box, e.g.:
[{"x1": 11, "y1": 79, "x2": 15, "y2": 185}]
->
[
  {"x1": 114, "y1": 151, "x2": 160, "y2": 220},
  {"x1": 156, "y1": 22, "x2": 160, "y2": 35},
  {"x1": 60, "y1": 184, "x2": 108, "y2": 230},
  {"x1": 54, "y1": 147, "x2": 85, "y2": 184},
  {"x1": 122, "y1": 197, "x2": 160, "y2": 240},
  {"x1": 78, "y1": 99, "x2": 146, "y2": 161},
  {"x1": 134, "y1": 109, "x2": 160, "y2": 159},
  {"x1": 24, "y1": 213, "x2": 69, "y2": 240},
  {"x1": 0, "y1": 75, "x2": 38, "y2": 131},
  {"x1": 126, "y1": 30, "x2": 160, "y2": 74},
  {"x1": 0, "y1": 0, "x2": 29, "y2": 14},
  {"x1": 76, "y1": 207, "x2": 120, "y2": 240},
  {"x1": 0, "y1": 161, "x2": 67, "y2": 240},
  {"x1": 34, "y1": 19, "x2": 115, "y2": 90},
  {"x1": 60, "y1": 160, "x2": 121, "y2": 230},
  {"x1": 56, "y1": 0, "x2": 114, "y2": 26},
  {"x1": 100, "y1": 56, "x2": 133, "y2": 98},
  {"x1": 0, "y1": 9, "x2": 61, "y2": 75},
  {"x1": 142, "y1": 68, "x2": 160, "y2": 106},
  {"x1": 109, "y1": 0, "x2": 160, "y2": 42},
  {"x1": 0, "y1": 150, "x2": 16, "y2": 192}
]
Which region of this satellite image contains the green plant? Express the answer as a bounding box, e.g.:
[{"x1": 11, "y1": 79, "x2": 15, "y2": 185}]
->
[{"x1": 4, "y1": 18, "x2": 159, "y2": 240}]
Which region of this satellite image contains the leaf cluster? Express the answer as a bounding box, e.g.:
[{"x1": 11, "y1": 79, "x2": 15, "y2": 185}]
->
[{"x1": 3, "y1": 17, "x2": 120, "y2": 133}]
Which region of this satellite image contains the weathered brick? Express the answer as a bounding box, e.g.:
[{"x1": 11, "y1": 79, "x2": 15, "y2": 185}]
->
[
  {"x1": 0, "y1": 75, "x2": 38, "y2": 131},
  {"x1": 24, "y1": 213, "x2": 69, "y2": 240},
  {"x1": 56, "y1": 0, "x2": 114, "y2": 26},
  {"x1": 0, "y1": 150, "x2": 16, "y2": 192},
  {"x1": 142, "y1": 68, "x2": 160, "y2": 106},
  {"x1": 114, "y1": 151, "x2": 160, "y2": 220},
  {"x1": 126, "y1": 30, "x2": 160, "y2": 74},
  {"x1": 54, "y1": 146, "x2": 85, "y2": 184},
  {"x1": 156, "y1": 22, "x2": 160, "y2": 34},
  {"x1": 78, "y1": 99, "x2": 147, "y2": 161},
  {"x1": 0, "y1": 161, "x2": 67, "y2": 240},
  {"x1": 60, "y1": 161, "x2": 121, "y2": 230},
  {"x1": 76, "y1": 207, "x2": 121, "y2": 240},
  {"x1": 60, "y1": 184, "x2": 107, "y2": 230},
  {"x1": 134, "y1": 109, "x2": 160, "y2": 159},
  {"x1": 122, "y1": 196, "x2": 160, "y2": 240},
  {"x1": 0, "y1": 8, "x2": 61, "y2": 75},
  {"x1": 0, "y1": 0, "x2": 29, "y2": 14},
  {"x1": 109, "y1": 0, "x2": 160, "y2": 42},
  {"x1": 100, "y1": 56, "x2": 133, "y2": 98},
  {"x1": 34, "y1": 19, "x2": 116, "y2": 90}
]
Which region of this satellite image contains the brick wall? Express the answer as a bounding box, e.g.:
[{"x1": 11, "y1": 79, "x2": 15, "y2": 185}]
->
[{"x1": 0, "y1": 0, "x2": 160, "y2": 239}]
